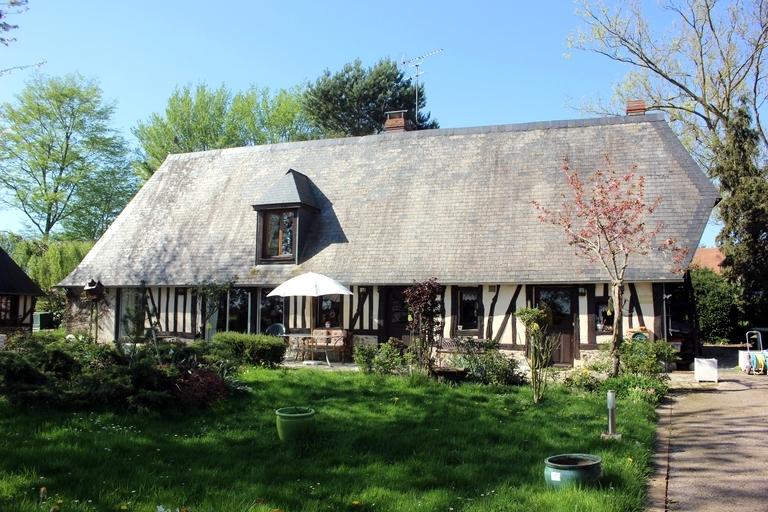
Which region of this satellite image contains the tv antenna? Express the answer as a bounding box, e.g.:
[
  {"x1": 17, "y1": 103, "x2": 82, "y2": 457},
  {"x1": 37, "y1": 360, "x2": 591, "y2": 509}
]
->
[{"x1": 401, "y1": 48, "x2": 443, "y2": 125}]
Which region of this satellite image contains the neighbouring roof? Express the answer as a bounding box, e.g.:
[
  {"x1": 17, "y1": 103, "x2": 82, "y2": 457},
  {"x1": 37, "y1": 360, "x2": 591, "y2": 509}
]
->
[
  {"x1": 61, "y1": 113, "x2": 719, "y2": 287},
  {"x1": 692, "y1": 247, "x2": 725, "y2": 274},
  {"x1": 0, "y1": 248, "x2": 43, "y2": 295}
]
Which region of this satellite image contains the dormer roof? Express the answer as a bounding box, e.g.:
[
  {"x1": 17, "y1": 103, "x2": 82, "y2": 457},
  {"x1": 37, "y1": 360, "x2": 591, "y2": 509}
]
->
[{"x1": 252, "y1": 169, "x2": 320, "y2": 211}]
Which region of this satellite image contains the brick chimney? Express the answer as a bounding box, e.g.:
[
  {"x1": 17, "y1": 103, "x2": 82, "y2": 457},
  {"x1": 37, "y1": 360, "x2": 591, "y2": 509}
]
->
[
  {"x1": 383, "y1": 110, "x2": 411, "y2": 132},
  {"x1": 626, "y1": 99, "x2": 647, "y2": 116}
]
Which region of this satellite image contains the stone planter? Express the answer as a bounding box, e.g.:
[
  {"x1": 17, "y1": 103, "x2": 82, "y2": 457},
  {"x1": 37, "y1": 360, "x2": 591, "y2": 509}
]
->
[
  {"x1": 275, "y1": 406, "x2": 316, "y2": 442},
  {"x1": 544, "y1": 453, "x2": 602, "y2": 488}
]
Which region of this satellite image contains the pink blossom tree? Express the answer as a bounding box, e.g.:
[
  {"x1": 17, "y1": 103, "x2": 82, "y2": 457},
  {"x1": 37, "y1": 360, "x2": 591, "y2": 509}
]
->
[{"x1": 534, "y1": 157, "x2": 687, "y2": 376}]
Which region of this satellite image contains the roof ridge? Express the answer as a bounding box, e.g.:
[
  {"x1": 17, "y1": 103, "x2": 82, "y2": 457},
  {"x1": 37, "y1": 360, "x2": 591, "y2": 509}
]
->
[{"x1": 165, "y1": 113, "x2": 667, "y2": 160}]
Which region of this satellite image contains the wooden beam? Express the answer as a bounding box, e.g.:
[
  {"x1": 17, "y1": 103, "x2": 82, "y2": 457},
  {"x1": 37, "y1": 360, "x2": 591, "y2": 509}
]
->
[
  {"x1": 652, "y1": 283, "x2": 664, "y2": 340},
  {"x1": 350, "y1": 288, "x2": 367, "y2": 331},
  {"x1": 450, "y1": 286, "x2": 458, "y2": 338},
  {"x1": 368, "y1": 286, "x2": 374, "y2": 331},
  {"x1": 628, "y1": 283, "x2": 645, "y2": 328},
  {"x1": 485, "y1": 284, "x2": 500, "y2": 340},
  {"x1": 587, "y1": 284, "x2": 596, "y2": 345}
]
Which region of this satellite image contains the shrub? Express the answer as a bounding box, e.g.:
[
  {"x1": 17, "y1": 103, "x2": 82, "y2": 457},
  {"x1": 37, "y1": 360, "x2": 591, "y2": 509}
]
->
[
  {"x1": 601, "y1": 374, "x2": 668, "y2": 404},
  {"x1": 620, "y1": 339, "x2": 679, "y2": 377},
  {"x1": 563, "y1": 367, "x2": 603, "y2": 393},
  {"x1": 690, "y1": 267, "x2": 740, "y2": 342},
  {"x1": 515, "y1": 306, "x2": 560, "y2": 404},
  {"x1": 353, "y1": 344, "x2": 377, "y2": 373},
  {"x1": 174, "y1": 368, "x2": 229, "y2": 407},
  {"x1": 449, "y1": 338, "x2": 525, "y2": 386},
  {"x1": 372, "y1": 341, "x2": 406, "y2": 375},
  {"x1": 211, "y1": 332, "x2": 286, "y2": 366},
  {"x1": 0, "y1": 332, "x2": 236, "y2": 411},
  {"x1": 6, "y1": 329, "x2": 67, "y2": 348}
]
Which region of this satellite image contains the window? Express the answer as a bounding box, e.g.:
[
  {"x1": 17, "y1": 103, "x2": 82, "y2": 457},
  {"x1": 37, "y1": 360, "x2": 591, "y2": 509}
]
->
[
  {"x1": 262, "y1": 210, "x2": 295, "y2": 259},
  {"x1": 457, "y1": 287, "x2": 479, "y2": 333},
  {"x1": 317, "y1": 294, "x2": 343, "y2": 328},
  {"x1": 228, "y1": 288, "x2": 249, "y2": 333},
  {"x1": 118, "y1": 288, "x2": 144, "y2": 340},
  {"x1": 0, "y1": 295, "x2": 17, "y2": 325},
  {"x1": 595, "y1": 298, "x2": 614, "y2": 335},
  {"x1": 259, "y1": 288, "x2": 284, "y2": 333}
]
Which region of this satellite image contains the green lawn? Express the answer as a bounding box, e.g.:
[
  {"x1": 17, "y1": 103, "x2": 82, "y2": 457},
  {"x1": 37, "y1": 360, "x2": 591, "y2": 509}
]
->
[{"x1": 0, "y1": 368, "x2": 657, "y2": 512}]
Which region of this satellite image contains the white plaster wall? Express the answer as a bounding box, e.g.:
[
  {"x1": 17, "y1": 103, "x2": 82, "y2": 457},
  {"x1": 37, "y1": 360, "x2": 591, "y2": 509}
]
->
[
  {"x1": 442, "y1": 285, "x2": 454, "y2": 338},
  {"x1": 579, "y1": 293, "x2": 589, "y2": 344}
]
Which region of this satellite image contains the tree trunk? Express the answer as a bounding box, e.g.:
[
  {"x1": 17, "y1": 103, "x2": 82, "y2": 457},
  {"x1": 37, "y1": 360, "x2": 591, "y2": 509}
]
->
[{"x1": 610, "y1": 281, "x2": 625, "y2": 377}]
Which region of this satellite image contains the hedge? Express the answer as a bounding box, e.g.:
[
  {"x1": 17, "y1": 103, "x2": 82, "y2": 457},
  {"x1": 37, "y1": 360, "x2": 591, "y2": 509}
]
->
[{"x1": 211, "y1": 332, "x2": 286, "y2": 366}]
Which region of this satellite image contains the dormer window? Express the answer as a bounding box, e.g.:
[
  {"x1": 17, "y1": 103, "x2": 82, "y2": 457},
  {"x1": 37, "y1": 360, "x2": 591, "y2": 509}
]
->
[
  {"x1": 252, "y1": 169, "x2": 322, "y2": 265},
  {"x1": 263, "y1": 209, "x2": 296, "y2": 259}
]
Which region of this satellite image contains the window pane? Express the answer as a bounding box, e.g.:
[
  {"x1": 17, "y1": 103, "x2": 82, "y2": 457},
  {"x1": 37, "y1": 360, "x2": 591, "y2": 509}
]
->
[
  {"x1": 266, "y1": 213, "x2": 280, "y2": 257},
  {"x1": 281, "y1": 212, "x2": 294, "y2": 256},
  {"x1": 596, "y1": 300, "x2": 614, "y2": 334},
  {"x1": 228, "y1": 288, "x2": 249, "y2": 333},
  {"x1": 259, "y1": 288, "x2": 284, "y2": 332},
  {"x1": 119, "y1": 289, "x2": 144, "y2": 339},
  {"x1": 317, "y1": 294, "x2": 342, "y2": 328},
  {"x1": 0, "y1": 295, "x2": 13, "y2": 322},
  {"x1": 215, "y1": 293, "x2": 228, "y2": 333},
  {"x1": 458, "y1": 288, "x2": 478, "y2": 330}
]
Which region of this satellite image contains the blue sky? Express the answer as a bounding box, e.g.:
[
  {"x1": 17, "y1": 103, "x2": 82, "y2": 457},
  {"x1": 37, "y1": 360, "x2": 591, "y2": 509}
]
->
[{"x1": 0, "y1": 0, "x2": 719, "y2": 244}]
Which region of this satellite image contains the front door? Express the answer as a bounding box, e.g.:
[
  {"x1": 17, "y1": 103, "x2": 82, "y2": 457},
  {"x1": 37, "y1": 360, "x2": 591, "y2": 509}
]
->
[
  {"x1": 383, "y1": 286, "x2": 409, "y2": 341},
  {"x1": 534, "y1": 286, "x2": 576, "y2": 365}
]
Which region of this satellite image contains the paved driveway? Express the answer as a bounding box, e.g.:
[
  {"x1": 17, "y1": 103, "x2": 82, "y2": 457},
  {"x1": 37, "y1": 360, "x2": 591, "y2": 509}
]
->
[{"x1": 648, "y1": 369, "x2": 768, "y2": 511}]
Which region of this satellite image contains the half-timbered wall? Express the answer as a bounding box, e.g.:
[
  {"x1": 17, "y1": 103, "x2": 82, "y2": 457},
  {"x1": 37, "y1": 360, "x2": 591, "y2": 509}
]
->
[
  {"x1": 89, "y1": 281, "x2": 664, "y2": 351},
  {"x1": 285, "y1": 285, "x2": 381, "y2": 334},
  {"x1": 593, "y1": 282, "x2": 656, "y2": 344},
  {"x1": 16, "y1": 295, "x2": 35, "y2": 327}
]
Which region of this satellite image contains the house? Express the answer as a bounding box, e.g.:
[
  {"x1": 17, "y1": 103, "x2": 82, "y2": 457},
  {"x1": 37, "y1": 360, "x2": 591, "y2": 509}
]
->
[
  {"x1": 692, "y1": 247, "x2": 725, "y2": 274},
  {"x1": 60, "y1": 108, "x2": 718, "y2": 366},
  {"x1": 0, "y1": 248, "x2": 43, "y2": 335}
]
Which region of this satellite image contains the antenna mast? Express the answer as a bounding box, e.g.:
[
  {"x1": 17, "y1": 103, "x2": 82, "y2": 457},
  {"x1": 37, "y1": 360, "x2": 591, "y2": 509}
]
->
[{"x1": 401, "y1": 48, "x2": 443, "y2": 126}]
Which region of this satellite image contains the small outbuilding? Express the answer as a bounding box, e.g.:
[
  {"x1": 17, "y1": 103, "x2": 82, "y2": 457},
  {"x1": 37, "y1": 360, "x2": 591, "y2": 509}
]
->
[{"x1": 0, "y1": 248, "x2": 43, "y2": 335}]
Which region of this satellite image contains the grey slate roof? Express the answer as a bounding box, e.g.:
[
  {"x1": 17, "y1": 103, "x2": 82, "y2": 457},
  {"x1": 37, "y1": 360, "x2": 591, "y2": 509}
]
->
[
  {"x1": 0, "y1": 248, "x2": 43, "y2": 295},
  {"x1": 61, "y1": 113, "x2": 719, "y2": 287}
]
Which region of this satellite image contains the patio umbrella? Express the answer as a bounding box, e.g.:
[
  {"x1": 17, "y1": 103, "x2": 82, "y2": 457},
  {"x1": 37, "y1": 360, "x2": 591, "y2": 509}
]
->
[{"x1": 267, "y1": 272, "x2": 352, "y2": 298}]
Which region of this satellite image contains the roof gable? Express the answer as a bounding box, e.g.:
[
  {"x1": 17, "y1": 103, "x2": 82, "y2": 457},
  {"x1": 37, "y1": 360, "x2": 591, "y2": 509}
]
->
[
  {"x1": 61, "y1": 114, "x2": 719, "y2": 287},
  {"x1": 0, "y1": 248, "x2": 43, "y2": 295}
]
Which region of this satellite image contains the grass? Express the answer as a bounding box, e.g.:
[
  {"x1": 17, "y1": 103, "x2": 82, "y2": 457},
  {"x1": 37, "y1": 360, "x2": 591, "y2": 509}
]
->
[{"x1": 0, "y1": 368, "x2": 658, "y2": 512}]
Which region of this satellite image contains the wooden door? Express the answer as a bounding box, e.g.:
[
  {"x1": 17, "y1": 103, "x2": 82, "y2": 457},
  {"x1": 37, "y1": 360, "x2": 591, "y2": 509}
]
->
[
  {"x1": 534, "y1": 286, "x2": 575, "y2": 365},
  {"x1": 383, "y1": 287, "x2": 409, "y2": 341}
]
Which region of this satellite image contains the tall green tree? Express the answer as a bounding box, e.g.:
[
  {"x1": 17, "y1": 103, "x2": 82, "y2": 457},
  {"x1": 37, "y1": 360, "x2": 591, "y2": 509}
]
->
[
  {"x1": 133, "y1": 84, "x2": 319, "y2": 179},
  {"x1": 303, "y1": 58, "x2": 439, "y2": 137},
  {"x1": 0, "y1": 74, "x2": 133, "y2": 238},
  {"x1": 571, "y1": 0, "x2": 768, "y2": 167},
  {"x1": 230, "y1": 86, "x2": 320, "y2": 145},
  {"x1": 10, "y1": 237, "x2": 92, "y2": 290},
  {"x1": 712, "y1": 104, "x2": 768, "y2": 323}
]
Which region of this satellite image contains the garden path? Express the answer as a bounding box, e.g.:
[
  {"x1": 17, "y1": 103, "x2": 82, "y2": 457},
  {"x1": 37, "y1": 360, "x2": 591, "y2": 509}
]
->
[{"x1": 648, "y1": 368, "x2": 768, "y2": 511}]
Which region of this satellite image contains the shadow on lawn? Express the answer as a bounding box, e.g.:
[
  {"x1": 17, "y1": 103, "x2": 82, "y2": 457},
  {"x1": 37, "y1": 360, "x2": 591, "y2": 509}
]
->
[{"x1": 0, "y1": 370, "x2": 653, "y2": 511}]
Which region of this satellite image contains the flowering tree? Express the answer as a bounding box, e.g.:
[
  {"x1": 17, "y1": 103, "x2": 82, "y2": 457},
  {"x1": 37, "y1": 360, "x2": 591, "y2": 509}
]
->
[{"x1": 534, "y1": 157, "x2": 687, "y2": 376}]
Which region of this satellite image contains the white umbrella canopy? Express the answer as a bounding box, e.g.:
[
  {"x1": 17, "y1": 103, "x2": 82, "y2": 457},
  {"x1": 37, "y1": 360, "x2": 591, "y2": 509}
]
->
[{"x1": 267, "y1": 272, "x2": 352, "y2": 298}]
